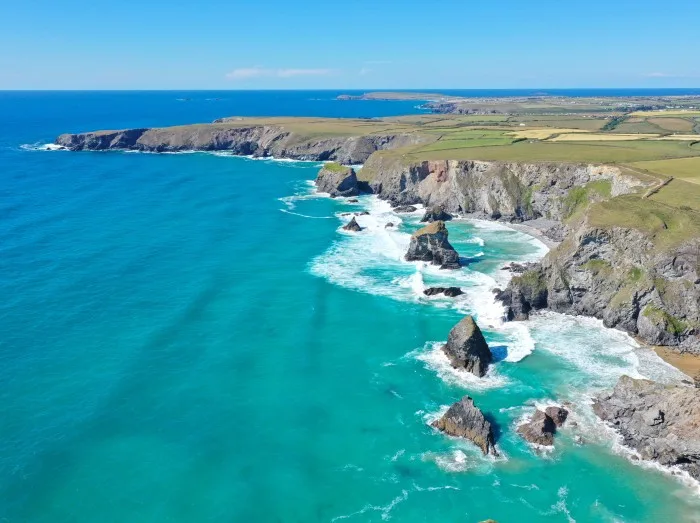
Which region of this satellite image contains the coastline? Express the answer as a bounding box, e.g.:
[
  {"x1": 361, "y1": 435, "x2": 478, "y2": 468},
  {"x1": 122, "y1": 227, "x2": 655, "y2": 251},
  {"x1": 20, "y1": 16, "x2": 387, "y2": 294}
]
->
[{"x1": 496, "y1": 220, "x2": 560, "y2": 250}]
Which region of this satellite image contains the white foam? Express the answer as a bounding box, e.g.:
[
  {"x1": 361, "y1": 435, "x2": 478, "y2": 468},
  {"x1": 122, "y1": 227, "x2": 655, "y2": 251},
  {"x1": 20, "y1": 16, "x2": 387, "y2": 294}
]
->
[
  {"x1": 20, "y1": 143, "x2": 67, "y2": 151},
  {"x1": 526, "y1": 311, "x2": 686, "y2": 391},
  {"x1": 412, "y1": 342, "x2": 508, "y2": 391},
  {"x1": 279, "y1": 209, "x2": 335, "y2": 219}
]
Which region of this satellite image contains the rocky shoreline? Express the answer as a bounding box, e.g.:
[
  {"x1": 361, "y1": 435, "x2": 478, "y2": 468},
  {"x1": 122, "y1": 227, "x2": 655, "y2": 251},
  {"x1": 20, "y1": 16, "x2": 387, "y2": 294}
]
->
[{"x1": 55, "y1": 123, "x2": 700, "y2": 483}]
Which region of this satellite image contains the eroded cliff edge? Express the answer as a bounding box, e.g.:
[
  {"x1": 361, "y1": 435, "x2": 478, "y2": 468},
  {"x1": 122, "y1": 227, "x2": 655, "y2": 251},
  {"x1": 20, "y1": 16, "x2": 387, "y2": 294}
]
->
[
  {"x1": 359, "y1": 156, "x2": 700, "y2": 353},
  {"x1": 55, "y1": 124, "x2": 431, "y2": 165}
]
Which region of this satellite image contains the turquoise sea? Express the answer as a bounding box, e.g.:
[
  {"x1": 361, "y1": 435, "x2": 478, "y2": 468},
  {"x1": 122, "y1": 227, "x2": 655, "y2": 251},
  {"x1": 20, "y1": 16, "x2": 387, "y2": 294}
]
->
[{"x1": 1, "y1": 91, "x2": 699, "y2": 522}]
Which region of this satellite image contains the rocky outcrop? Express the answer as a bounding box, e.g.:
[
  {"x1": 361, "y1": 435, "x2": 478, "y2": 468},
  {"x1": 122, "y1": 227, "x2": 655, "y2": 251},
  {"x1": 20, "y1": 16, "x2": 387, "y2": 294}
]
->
[
  {"x1": 441, "y1": 316, "x2": 492, "y2": 377},
  {"x1": 393, "y1": 205, "x2": 417, "y2": 213},
  {"x1": 421, "y1": 206, "x2": 453, "y2": 222},
  {"x1": 424, "y1": 286, "x2": 463, "y2": 297},
  {"x1": 593, "y1": 376, "x2": 700, "y2": 480},
  {"x1": 56, "y1": 124, "x2": 430, "y2": 165},
  {"x1": 517, "y1": 410, "x2": 557, "y2": 446},
  {"x1": 545, "y1": 406, "x2": 569, "y2": 427},
  {"x1": 342, "y1": 217, "x2": 362, "y2": 232},
  {"x1": 362, "y1": 156, "x2": 641, "y2": 223},
  {"x1": 517, "y1": 406, "x2": 568, "y2": 446},
  {"x1": 496, "y1": 203, "x2": 700, "y2": 353},
  {"x1": 431, "y1": 396, "x2": 497, "y2": 455},
  {"x1": 405, "y1": 221, "x2": 460, "y2": 269},
  {"x1": 495, "y1": 269, "x2": 548, "y2": 321},
  {"x1": 315, "y1": 164, "x2": 359, "y2": 197}
]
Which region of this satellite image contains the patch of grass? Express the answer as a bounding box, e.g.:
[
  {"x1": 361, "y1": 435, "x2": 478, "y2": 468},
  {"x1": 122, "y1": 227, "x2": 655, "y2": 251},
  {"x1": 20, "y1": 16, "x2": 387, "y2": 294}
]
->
[
  {"x1": 650, "y1": 179, "x2": 700, "y2": 212},
  {"x1": 514, "y1": 269, "x2": 547, "y2": 293},
  {"x1": 631, "y1": 157, "x2": 700, "y2": 183},
  {"x1": 628, "y1": 267, "x2": 643, "y2": 282},
  {"x1": 642, "y1": 305, "x2": 687, "y2": 335},
  {"x1": 400, "y1": 139, "x2": 700, "y2": 163},
  {"x1": 322, "y1": 162, "x2": 349, "y2": 173},
  {"x1": 583, "y1": 259, "x2": 612, "y2": 275},
  {"x1": 647, "y1": 117, "x2": 695, "y2": 133},
  {"x1": 587, "y1": 195, "x2": 700, "y2": 251},
  {"x1": 562, "y1": 179, "x2": 612, "y2": 218}
]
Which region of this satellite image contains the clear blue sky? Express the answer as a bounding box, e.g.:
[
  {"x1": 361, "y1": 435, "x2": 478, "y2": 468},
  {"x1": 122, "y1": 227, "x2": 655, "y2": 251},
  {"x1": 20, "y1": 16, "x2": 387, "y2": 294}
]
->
[{"x1": 2, "y1": 0, "x2": 699, "y2": 89}]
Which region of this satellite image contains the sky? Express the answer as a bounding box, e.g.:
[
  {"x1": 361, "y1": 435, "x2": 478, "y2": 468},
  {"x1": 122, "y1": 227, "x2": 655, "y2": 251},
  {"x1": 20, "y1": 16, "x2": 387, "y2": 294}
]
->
[{"x1": 1, "y1": 0, "x2": 699, "y2": 89}]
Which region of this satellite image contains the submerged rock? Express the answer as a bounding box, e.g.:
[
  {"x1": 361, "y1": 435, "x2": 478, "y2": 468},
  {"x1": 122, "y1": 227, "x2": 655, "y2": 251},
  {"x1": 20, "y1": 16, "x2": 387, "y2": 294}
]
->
[
  {"x1": 431, "y1": 396, "x2": 497, "y2": 455},
  {"x1": 421, "y1": 205, "x2": 453, "y2": 222},
  {"x1": 347, "y1": 198, "x2": 359, "y2": 203},
  {"x1": 517, "y1": 410, "x2": 557, "y2": 446},
  {"x1": 593, "y1": 375, "x2": 700, "y2": 479},
  {"x1": 393, "y1": 205, "x2": 417, "y2": 213},
  {"x1": 405, "y1": 221, "x2": 460, "y2": 270},
  {"x1": 385, "y1": 222, "x2": 395, "y2": 228},
  {"x1": 315, "y1": 164, "x2": 359, "y2": 197},
  {"x1": 342, "y1": 217, "x2": 362, "y2": 232},
  {"x1": 423, "y1": 286, "x2": 464, "y2": 297},
  {"x1": 442, "y1": 315, "x2": 492, "y2": 377}
]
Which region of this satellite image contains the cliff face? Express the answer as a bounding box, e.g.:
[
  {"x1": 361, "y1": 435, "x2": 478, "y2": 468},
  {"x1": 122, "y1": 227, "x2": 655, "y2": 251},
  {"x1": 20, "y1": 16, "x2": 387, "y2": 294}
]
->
[
  {"x1": 358, "y1": 156, "x2": 699, "y2": 353},
  {"x1": 363, "y1": 156, "x2": 640, "y2": 227},
  {"x1": 55, "y1": 125, "x2": 429, "y2": 165},
  {"x1": 500, "y1": 211, "x2": 700, "y2": 352}
]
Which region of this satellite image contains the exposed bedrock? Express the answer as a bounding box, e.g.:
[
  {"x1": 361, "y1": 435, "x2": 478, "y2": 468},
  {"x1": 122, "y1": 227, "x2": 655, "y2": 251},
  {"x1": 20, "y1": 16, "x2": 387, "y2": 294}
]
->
[
  {"x1": 362, "y1": 156, "x2": 640, "y2": 225},
  {"x1": 431, "y1": 396, "x2": 498, "y2": 455},
  {"x1": 423, "y1": 286, "x2": 463, "y2": 297},
  {"x1": 315, "y1": 164, "x2": 360, "y2": 197},
  {"x1": 441, "y1": 315, "x2": 492, "y2": 377},
  {"x1": 405, "y1": 221, "x2": 460, "y2": 269},
  {"x1": 421, "y1": 205, "x2": 453, "y2": 222},
  {"x1": 517, "y1": 406, "x2": 568, "y2": 446},
  {"x1": 497, "y1": 222, "x2": 700, "y2": 352},
  {"x1": 56, "y1": 125, "x2": 429, "y2": 165},
  {"x1": 342, "y1": 217, "x2": 362, "y2": 232},
  {"x1": 594, "y1": 376, "x2": 700, "y2": 480}
]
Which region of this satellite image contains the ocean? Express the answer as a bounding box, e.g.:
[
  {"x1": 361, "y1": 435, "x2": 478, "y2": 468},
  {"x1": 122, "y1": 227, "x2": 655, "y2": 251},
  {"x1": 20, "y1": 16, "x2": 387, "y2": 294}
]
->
[{"x1": 1, "y1": 91, "x2": 699, "y2": 522}]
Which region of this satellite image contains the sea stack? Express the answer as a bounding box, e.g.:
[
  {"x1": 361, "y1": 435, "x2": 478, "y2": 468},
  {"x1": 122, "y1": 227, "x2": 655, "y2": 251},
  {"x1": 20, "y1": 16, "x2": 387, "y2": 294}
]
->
[
  {"x1": 315, "y1": 163, "x2": 359, "y2": 197},
  {"x1": 442, "y1": 315, "x2": 492, "y2": 377},
  {"x1": 405, "y1": 221, "x2": 460, "y2": 269},
  {"x1": 432, "y1": 396, "x2": 497, "y2": 455},
  {"x1": 342, "y1": 216, "x2": 362, "y2": 232},
  {"x1": 516, "y1": 408, "x2": 569, "y2": 446},
  {"x1": 593, "y1": 376, "x2": 700, "y2": 480}
]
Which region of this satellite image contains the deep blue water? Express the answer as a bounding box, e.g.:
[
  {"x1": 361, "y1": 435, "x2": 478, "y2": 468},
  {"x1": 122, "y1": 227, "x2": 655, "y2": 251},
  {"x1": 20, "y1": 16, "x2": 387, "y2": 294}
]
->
[{"x1": 1, "y1": 91, "x2": 699, "y2": 522}]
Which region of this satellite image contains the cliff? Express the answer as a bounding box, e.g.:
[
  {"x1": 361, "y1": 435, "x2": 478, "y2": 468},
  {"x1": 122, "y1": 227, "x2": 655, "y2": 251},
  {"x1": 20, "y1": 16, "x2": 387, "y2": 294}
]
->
[
  {"x1": 356, "y1": 156, "x2": 700, "y2": 353},
  {"x1": 55, "y1": 124, "x2": 430, "y2": 165}
]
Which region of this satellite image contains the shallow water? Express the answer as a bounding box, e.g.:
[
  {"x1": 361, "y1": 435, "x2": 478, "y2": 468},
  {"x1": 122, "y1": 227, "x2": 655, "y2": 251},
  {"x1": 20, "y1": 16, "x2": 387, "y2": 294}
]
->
[{"x1": 1, "y1": 92, "x2": 699, "y2": 522}]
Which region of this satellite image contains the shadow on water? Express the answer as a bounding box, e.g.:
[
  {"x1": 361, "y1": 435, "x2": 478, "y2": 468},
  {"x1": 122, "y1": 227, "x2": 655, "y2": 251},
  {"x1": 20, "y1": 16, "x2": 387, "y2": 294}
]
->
[{"x1": 490, "y1": 345, "x2": 508, "y2": 363}]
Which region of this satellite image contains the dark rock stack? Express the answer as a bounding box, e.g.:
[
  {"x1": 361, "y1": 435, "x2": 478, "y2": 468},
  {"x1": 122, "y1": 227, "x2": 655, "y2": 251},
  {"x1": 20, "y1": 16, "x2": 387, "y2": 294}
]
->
[
  {"x1": 315, "y1": 164, "x2": 359, "y2": 197},
  {"x1": 442, "y1": 315, "x2": 492, "y2": 377},
  {"x1": 393, "y1": 205, "x2": 417, "y2": 213},
  {"x1": 342, "y1": 217, "x2": 362, "y2": 232},
  {"x1": 421, "y1": 205, "x2": 453, "y2": 222},
  {"x1": 431, "y1": 396, "x2": 498, "y2": 455},
  {"x1": 517, "y1": 407, "x2": 568, "y2": 446},
  {"x1": 593, "y1": 376, "x2": 700, "y2": 480},
  {"x1": 424, "y1": 286, "x2": 464, "y2": 297},
  {"x1": 405, "y1": 221, "x2": 460, "y2": 269}
]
